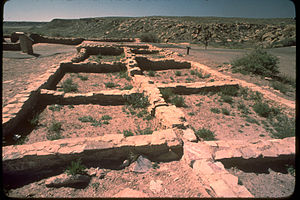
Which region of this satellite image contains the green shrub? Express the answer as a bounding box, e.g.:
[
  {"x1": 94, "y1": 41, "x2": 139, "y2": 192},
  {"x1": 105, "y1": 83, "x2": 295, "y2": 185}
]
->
[
  {"x1": 65, "y1": 158, "x2": 86, "y2": 176},
  {"x1": 270, "y1": 81, "x2": 289, "y2": 94},
  {"x1": 148, "y1": 70, "x2": 156, "y2": 77},
  {"x1": 78, "y1": 116, "x2": 96, "y2": 123},
  {"x1": 30, "y1": 113, "x2": 39, "y2": 127},
  {"x1": 104, "y1": 82, "x2": 118, "y2": 88},
  {"x1": 170, "y1": 95, "x2": 187, "y2": 107},
  {"x1": 195, "y1": 128, "x2": 216, "y2": 141},
  {"x1": 237, "y1": 103, "x2": 251, "y2": 114},
  {"x1": 252, "y1": 102, "x2": 280, "y2": 118},
  {"x1": 123, "y1": 129, "x2": 134, "y2": 137},
  {"x1": 221, "y1": 108, "x2": 230, "y2": 115},
  {"x1": 125, "y1": 93, "x2": 150, "y2": 109},
  {"x1": 136, "y1": 127, "x2": 153, "y2": 135},
  {"x1": 77, "y1": 74, "x2": 88, "y2": 81},
  {"x1": 121, "y1": 84, "x2": 133, "y2": 90},
  {"x1": 47, "y1": 121, "x2": 63, "y2": 140},
  {"x1": 62, "y1": 78, "x2": 78, "y2": 93},
  {"x1": 221, "y1": 86, "x2": 239, "y2": 96},
  {"x1": 48, "y1": 104, "x2": 63, "y2": 112},
  {"x1": 210, "y1": 108, "x2": 221, "y2": 114},
  {"x1": 117, "y1": 70, "x2": 131, "y2": 81},
  {"x1": 245, "y1": 116, "x2": 260, "y2": 125},
  {"x1": 231, "y1": 49, "x2": 279, "y2": 77},
  {"x1": 220, "y1": 95, "x2": 234, "y2": 104},
  {"x1": 140, "y1": 33, "x2": 160, "y2": 43},
  {"x1": 160, "y1": 88, "x2": 174, "y2": 102},
  {"x1": 175, "y1": 71, "x2": 182, "y2": 76},
  {"x1": 270, "y1": 115, "x2": 295, "y2": 139},
  {"x1": 101, "y1": 115, "x2": 112, "y2": 121}
]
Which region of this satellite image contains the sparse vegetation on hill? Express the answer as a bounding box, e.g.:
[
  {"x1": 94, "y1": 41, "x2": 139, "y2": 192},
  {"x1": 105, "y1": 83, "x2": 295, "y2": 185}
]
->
[{"x1": 3, "y1": 17, "x2": 295, "y2": 49}]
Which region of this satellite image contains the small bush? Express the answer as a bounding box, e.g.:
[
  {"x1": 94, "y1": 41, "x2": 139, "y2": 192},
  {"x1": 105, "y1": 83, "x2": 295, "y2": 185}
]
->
[
  {"x1": 30, "y1": 113, "x2": 39, "y2": 127},
  {"x1": 270, "y1": 115, "x2": 295, "y2": 139},
  {"x1": 148, "y1": 70, "x2": 156, "y2": 77},
  {"x1": 231, "y1": 49, "x2": 279, "y2": 77},
  {"x1": 252, "y1": 102, "x2": 279, "y2": 118},
  {"x1": 220, "y1": 95, "x2": 234, "y2": 104},
  {"x1": 101, "y1": 115, "x2": 112, "y2": 121},
  {"x1": 210, "y1": 108, "x2": 221, "y2": 114},
  {"x1": 77, "y1": 74, "x2": 88, "y2": 81},
  {"x1": 221, "y1": 86, "x2": 239, "y2": 96},
  {"x1": 126, "y1": 93, "x2": 150, "y2": 109},
  {"x1": 170, "y1": 95, "x2": 187, "y2": 107},
  {"x1": 104, "y1": 82, "x2": 118, "y2": 88},
  {"x1": 175, "y1": 71, "x2": 182, "y2": 76},
  {"x1": 270, "y1": 81, "x2": 289, "y2": 94},
  {"x1": 62, "y1": 78, "x2": 78, "y2": 93},
  {"x1": 117, "y1": 70, "x2": 131, "y2": 81},
  {"x1": 140, "y1": 33, "x2": 160, "y2": 43},
  {"x1": 221, "y1": 108, "x2": 230, "y2": 115},
  {"x1": 65, "y1": 158, "x2": 87, "y2": 176},
  {"x1": 195, "y1": 128, "x2": 216, "y2": 141},
  {"x1": 48, "y1": 104, "x2": 63, "y2": 112},
  {"x1": 78, "y1": 116, "x2": 96, "y2": 123},
  {"x1": 123, "y1": 129, "x2": 134, "y2": 137},
  {"x1": 47, "y1": 121, "x2": 63, "y2": 140},
  {"x1": 121, "y1": 84, "x2": 133, "y2": 90},
  {"x1": 136, "y1": 127, "x2": 153, "y2": 135},
  {"x1": 160, "y1": 88, "x2": 174, "y2": 102}
]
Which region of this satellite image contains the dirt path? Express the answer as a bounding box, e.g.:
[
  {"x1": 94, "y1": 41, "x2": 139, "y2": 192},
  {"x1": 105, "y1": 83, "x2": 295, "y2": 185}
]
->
[{"x1": 2, "y1": 43, "x2": 77, "y2": 107}]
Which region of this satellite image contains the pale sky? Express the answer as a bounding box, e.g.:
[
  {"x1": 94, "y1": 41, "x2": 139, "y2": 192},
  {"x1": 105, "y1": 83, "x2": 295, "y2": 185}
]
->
[{"x1": 3, "y1": 0, "x2": 296, "y2": 22}]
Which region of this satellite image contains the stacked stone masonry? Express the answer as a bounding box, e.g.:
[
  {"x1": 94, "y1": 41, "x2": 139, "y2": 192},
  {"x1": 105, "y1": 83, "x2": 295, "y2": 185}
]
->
[{"x1": 2, "y1": 40, "x2": 295, "y2": 197}]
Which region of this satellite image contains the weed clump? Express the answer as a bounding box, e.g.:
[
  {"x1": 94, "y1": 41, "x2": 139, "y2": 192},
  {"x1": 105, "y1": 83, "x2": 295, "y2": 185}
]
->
[
  {"x1": 47, "y1": 121, "x2": 63, "y2": 140},
  {"x1": 125, "y1": 93, "x2": 150, "y2": 109},
  {"x1": 62, "y1": 78, "x2": 78, "y2": 93},
  {"x1": 65, "y1": 158, "x2": 87, "y2": 176},
  {"x1": 160, "y1": 88, "x2": 187, "y2": 107},
  {"x1": 194, "y1": 128, "x2": 216, "y2": 141}
]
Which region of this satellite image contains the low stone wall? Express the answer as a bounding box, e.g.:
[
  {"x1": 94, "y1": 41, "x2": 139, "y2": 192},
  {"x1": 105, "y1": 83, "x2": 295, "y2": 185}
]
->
[
  {"x1": 3, "y1": 42, "x2": 21, "y2": 51},
  {"x1": 29, "y1": 34, "x2": 84, "y2": 45},
  {"x1": 76, "y1": 43, "x2": 124, "y2": 55},
  {"x1": 88, "y1": 38, "x2": 135, "y2": 42},
  {"x1": 39, "y1": 89, "x2": 138, "y2": 105},
  {"x1": 131, "y1": 49, "x2": 159, "y2": 54},
  {"x1": 60, "y1": 61, "x2": 127, "y2": 73},
  {"x1": 3, "y1": 129, "x2": 182, "y2": 187},
  {"x1": 156, "y1": 81, "x2": 239, "y2": 95},
  {"x1": 135, "y1": 56, "x2": 191, "y2": 71}
]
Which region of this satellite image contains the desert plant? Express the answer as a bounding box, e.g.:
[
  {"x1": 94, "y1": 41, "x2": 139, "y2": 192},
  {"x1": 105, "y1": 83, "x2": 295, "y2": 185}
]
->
[
  {"x1": 195, "y1": 128, "x2": 216, "y2": 141},
  {"x1": 220, "y1": 95, "x2": 234, "y2": 104},
  {"x1": 117, "y1": 70, "x2": 131, "y2": 81},
  {"x1": 123, "y1": 129, "x2": 134, "y2": 137},
  {"x1": 221, "y1": 86, "x2": 239, "y2": 96},
  {"x1": 175, "y1": 71, "x2": 182, "y2": 76},
  {"x1": 47, "y1": 121, "x2": 63, "y2": 140},
  {"x1": 221, "y1": 108, "x2": 230, "y2": 115},
  {"x1": 62, "y1": 78, "x2": 78, "y2": 93},
  {"x1": 270, "y1": 81, "x2": 289, "y2": 94},
  {"x1": 148, "y1": 70, "x2": 156, "y2": 77},
  {"x1": 170, "y1": 95, "x2": 187, "y2": 107},
  {"x1": 101, "y1": 115, "x2": 112, "y2": 121},
  {"x1": 29, "y1": 113, "x2": 40, "y2": 127},
  {"x1": 125, "y1": 93, "x2": 150, "y2": 109},
  {"x1": 104, "y1": 82, "x2": 118, "y2": 88},
  {"x1": 210, "y1": 108, "x2": 221, "y2": 114},
  {"x1": 65, "y1": 158, "x2": 87, "y2": 176},
  {"x1": 48, "y1": 104, "x2": 63, "y2": 112},
  {"x1": 78, "y1": 115, "x2": 96, "y2": 123},
  {"x1": 231, "y1": 49, "x2": 279, "y2": 77},
  {"x1": 270, "y1": 115, "x2": 295, "y2": 139},
  {"x1": 121, "y1": 84, "x2": 133, "y2": 90},
  {"x1": 252, "y1": 102, "x2": 280, "y2": 118},
  {"x1": 136, "y1": 127, "x2": 153, "y2": 135}
]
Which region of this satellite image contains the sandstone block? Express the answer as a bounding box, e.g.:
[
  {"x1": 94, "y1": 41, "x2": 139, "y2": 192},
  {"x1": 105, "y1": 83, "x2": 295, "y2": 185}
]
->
[
  {"x1": 182, "y1": 128, "x2": 197, "y2": 142},
  {"x1": 210, "y1": 179, "x2": 236, "y2": 197}
]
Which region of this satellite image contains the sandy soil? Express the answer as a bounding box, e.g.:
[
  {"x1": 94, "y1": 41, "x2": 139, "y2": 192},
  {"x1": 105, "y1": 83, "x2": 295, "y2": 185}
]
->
[
  {"x1": 180, "y1": 93, "x2": 273, "y2": 141},
  {"x1": 2, "y1": 43, "x2": 76, "y2": 107},
  {"x1": 143, "y1": 68, "x2": 224, "y2": 84},
  {"x1": 6, "y1": 160, "x2": 211, "y2": 198},
  {"x1": 56, "y1": 72, "x2": 132, "y2": 92},
  {"x1": 227, "y1": 167, "x2": 295, "y2": 198},
  {"x1": 25, "y1": 104, "x2": 160, "y2": 144}
]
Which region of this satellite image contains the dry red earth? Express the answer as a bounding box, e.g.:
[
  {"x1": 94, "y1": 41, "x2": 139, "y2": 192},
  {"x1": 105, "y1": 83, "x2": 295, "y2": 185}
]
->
[
  {"x1": 2, "y1": 43, "x2": 296, "y2": 198},
  {"x1": 25, "y1": 104, "x2": 160, "y2": 144}
]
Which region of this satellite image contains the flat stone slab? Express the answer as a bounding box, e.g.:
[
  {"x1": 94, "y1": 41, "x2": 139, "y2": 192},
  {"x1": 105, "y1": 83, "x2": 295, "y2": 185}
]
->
[{"x1": 3, "y1": 129, "x2": 182, "y2": 176}]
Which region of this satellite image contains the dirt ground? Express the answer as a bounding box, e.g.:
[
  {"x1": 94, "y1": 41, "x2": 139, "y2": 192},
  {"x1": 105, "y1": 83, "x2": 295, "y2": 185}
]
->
[
  {"x1": 144, "y1": 68, "x2": 224, "y2": 84},
  {"x1": 180, "y1": 93, "x2": 273, "y2": 141},
  {"x1": 25, "y1": 104, "x2": 160, "y2": 144},
  {"x1": 57, "y1": 72, "x2": 132, "y2": 92},
  {"x1": 2, "y1": 42, "x2": 296, "y2": 198},
  {"x1": 6, "y1": 160, "x2": 211, "y2": 198},
  {"x1": 2, "y1": 43, "x2": 77, "y2": 107}
]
